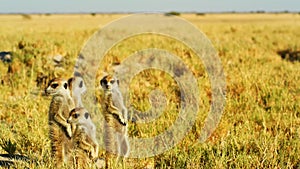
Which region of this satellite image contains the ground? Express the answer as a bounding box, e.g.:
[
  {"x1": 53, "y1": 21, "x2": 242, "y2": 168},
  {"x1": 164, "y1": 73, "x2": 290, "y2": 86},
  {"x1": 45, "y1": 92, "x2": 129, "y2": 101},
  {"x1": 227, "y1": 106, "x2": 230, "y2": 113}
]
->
[{"x1": 0, "y1": 13, "x2": 299, "y2": 168}]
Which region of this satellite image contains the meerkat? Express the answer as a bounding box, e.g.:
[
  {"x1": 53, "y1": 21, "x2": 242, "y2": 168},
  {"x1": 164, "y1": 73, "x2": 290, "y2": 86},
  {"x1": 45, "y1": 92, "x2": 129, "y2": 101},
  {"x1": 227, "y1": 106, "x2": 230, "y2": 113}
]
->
[
  {"x1": 68, "y1": 74, "x2": 87, "y2": 108},
  {"x1": 45, "y1": 78, "x2": 75, "y2": 167},
  {"x1": 100, "y1": 75, "x2": 130, "y2": 168},
  {"x1": 67, "y1": 107, "x2": 99, "y2": 169}
]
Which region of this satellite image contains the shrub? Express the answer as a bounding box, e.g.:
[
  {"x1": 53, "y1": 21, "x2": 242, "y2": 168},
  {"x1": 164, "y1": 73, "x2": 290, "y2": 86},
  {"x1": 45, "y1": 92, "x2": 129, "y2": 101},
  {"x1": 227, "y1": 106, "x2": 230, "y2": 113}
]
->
[
  {"x1": 165, "y1": 11, "x2": 181, "y2": 16},
  {"x1": 21, "y1": 14, "x2": 31, "y2": 20},
  {"x1": 196, "y1": 12, "x2": 205, "y2": 16},
  {"x1": 0, "y1": 139, "x2": 17, "y2": 155}
]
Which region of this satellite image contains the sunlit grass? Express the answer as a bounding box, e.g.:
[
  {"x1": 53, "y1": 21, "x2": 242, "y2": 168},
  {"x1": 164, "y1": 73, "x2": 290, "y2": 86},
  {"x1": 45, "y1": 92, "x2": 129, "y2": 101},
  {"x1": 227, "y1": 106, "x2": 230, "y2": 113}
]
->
[{"x1": 0, "y1": 13, "x2": 299, "y2": 168}]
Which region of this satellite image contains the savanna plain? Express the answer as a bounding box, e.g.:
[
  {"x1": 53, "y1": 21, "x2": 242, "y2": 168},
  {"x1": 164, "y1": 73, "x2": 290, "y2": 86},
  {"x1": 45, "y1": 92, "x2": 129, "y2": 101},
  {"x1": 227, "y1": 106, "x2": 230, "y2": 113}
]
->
[{"x1": 0, "y1": 13, "x2": 299, "y2": 168}]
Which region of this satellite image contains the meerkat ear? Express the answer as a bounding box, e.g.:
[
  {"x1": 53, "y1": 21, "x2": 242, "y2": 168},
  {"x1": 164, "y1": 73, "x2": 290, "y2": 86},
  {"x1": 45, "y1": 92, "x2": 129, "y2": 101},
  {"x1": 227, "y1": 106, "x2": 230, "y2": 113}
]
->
[
  {"x1": 84, "y1": 112, "x2": 89, "y2": 119},
  {"x1": 64, "y1": 82, "x2": 68, "y2": 89},
  {"x1": 70, "y1": 108, "x2": 76, "y2": 114},
  {"x1": 67, "y1": 77, "x2": 74, "y2": 87}
]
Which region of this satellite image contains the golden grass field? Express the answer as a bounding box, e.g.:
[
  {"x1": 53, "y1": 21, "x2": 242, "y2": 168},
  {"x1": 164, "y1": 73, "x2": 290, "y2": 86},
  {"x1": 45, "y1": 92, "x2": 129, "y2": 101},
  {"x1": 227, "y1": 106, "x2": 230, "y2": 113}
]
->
[{"x1": 0, "y1": 13, "x2": 299, "y2": 168}]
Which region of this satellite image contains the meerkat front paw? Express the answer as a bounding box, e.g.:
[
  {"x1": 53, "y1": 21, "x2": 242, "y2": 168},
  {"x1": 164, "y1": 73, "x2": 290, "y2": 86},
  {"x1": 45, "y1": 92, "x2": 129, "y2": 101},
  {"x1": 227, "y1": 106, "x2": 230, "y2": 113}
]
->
[
  {"x1": 118, "y1": 116, "x2": 127, "y2": 126},
  {"x1": 66, "y1": 124, "x2": 73, "y2": 138},
  {"x1": 90, "y1": 148, "x2": 98, "y2": 159},
  {"x1": 112, "y1": 114, "x2": 126, "y2": 126}
]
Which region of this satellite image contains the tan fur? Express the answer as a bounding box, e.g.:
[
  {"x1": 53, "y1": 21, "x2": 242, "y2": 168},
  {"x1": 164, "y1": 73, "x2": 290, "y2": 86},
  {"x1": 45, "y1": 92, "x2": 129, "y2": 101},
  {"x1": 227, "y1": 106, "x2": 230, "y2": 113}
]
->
[
  {"x1": 67, "y1": 75, "x2": 87, "y2": 108},
  {"x1": 100, "y1": 75, "x2": 130, "y2": 168},
  {"x1": 67, "y1": 107, "x2": 99, "y2": 169},
  {"x1": 45, "y1": 78, "x2": 75, "y2": 167}
]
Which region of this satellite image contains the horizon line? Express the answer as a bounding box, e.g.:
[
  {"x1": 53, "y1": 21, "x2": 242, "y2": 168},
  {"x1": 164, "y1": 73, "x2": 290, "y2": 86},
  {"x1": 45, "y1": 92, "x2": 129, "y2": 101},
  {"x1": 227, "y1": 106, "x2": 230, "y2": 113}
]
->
[{"x1": 0, "y1": 10, "x2": 299, "y2": 15}]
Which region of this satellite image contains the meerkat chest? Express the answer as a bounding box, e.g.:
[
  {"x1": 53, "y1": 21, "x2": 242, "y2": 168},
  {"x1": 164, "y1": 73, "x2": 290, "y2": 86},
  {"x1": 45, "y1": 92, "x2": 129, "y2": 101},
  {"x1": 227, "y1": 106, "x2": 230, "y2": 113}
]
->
[
  {"x1": 49, "y1": 95, "x2": 72, "y2": 118},
  {"x1": 111, "y1": 91, "x2": 124, "y2": 110},
  {"x1": 74, "y1": 125, "x2": 93, "y2": 142}
]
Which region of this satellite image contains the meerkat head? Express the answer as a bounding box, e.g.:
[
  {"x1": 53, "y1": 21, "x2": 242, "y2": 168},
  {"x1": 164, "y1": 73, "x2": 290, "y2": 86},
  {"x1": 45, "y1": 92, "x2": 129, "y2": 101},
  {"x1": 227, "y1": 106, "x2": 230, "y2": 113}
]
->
[
  {"x1": 68, "y1": 75, "x2": 87, "y2": 95},
  {"x1": 45, "y1": 78, "x2": 69, "y2": 96},
  {"x1": 100, "y1": 75, "x2": 119, "y2": 91},
  {"x1": 67, "y1": 107, "x2": 91, "y2": 125}
]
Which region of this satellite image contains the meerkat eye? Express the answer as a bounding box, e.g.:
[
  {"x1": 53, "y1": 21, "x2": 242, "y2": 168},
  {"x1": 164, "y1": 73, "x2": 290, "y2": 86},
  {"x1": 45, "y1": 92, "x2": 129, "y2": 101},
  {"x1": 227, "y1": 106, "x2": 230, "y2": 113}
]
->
[
  {"x1": 79, "y1": 81, "x2": 83, "y2": 88},
  {"x1": 84, "y1": 112, "x2": 89, "y2": 119},
  {"x1": 51, "y1": 83, "x2": 59, "y2": 89},
  {"x1": 64, "y1": 83, "x2": 68, "y2": 89},
  {"x1": 101, "y1": 79, "x2": 107, "y2": 86},
  {"x1": 111, "y1": 80, "x2": 115, "y2": 84},
  {"x1": 73, "y1": 113, "x2": 79, "y2": 118}
]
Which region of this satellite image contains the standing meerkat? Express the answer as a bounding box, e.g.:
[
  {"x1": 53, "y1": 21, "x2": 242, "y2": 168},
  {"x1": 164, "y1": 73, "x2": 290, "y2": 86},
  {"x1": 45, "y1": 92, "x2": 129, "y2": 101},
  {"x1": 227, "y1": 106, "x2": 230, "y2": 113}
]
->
[
  {"x1": 67, "y1": 107, "x2": 99, "y2": 169},
  {"x1": 68, "y1": 74, "x2": 87, "y2": 108},
  {"x1": 100, "y1": 75, "x2": 130, "y2": 168},
  {"x1": 45, "y1": 78, "x2": 75, "y2": 167}
]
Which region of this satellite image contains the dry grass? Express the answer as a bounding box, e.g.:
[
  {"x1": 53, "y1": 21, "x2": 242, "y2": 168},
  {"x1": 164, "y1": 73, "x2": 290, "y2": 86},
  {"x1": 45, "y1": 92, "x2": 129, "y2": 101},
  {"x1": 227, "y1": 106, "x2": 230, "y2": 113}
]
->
[{"x1": 0, "y1": 13, "x2": 299, "y2": 168}]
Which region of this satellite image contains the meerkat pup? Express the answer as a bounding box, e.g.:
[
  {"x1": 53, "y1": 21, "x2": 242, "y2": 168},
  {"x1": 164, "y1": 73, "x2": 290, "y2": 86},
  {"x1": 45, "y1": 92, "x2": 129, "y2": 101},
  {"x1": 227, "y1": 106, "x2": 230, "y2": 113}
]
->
[
  {"x1": 45, "y1": 78, "x2": 75, "y2": 167},
  {"x1": 67, "y1": 107, "x2": 99, "y2": 169},
  {"x1": 100, "y1": 75, "x2": 130, "y2": 168},
  {"x1": 68, "y1": 74, "x2": 87, "y2": 108}
]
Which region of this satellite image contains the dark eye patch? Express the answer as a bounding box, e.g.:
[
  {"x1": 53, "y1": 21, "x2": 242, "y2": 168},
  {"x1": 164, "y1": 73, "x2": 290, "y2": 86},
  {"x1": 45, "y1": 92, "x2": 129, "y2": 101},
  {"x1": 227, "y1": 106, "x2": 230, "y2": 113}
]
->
[
  {"x1": 79, "y1": 81, "x2": 83, "y2": 88},
  {"x1": 101, "y1": 79, "x2": 107, "y2": 85},
  {"x1": 73, "y1": 113, "x2": 79, "y2": 118},
  {"x1": 51, "y1": 83, "x2": 59, "y2": 89},
  {"x1": 111, "y1": 80, "x2": 115, "y2": 84},
  {"x1": 64, "y1": 83, "x2": 68, "y2": 89},
  {"x1": 84, "y1": 112, "x2": 89, "y2": 119}
]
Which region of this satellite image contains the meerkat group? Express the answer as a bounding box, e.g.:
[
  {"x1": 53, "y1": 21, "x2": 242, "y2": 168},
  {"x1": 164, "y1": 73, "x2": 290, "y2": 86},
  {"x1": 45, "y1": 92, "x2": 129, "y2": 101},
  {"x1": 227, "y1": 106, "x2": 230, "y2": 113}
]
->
[
  {"x1": 46, "y1": 73, "x2": 129, "y2": 168},
  {"x1": 46, "y1": 75, "x2": 99, "y2": 168}
]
